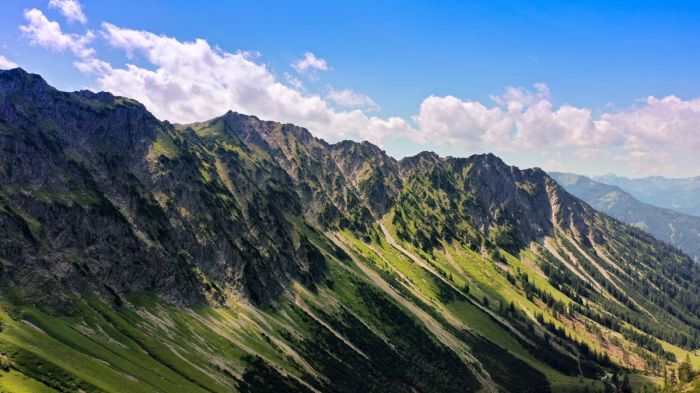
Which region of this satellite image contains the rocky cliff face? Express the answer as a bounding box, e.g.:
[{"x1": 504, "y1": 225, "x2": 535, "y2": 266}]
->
[
  {"x1": 391, "y1": 152, "x2": 595, "y2": 254},
  {"x1": 0, "y1": 69, "x2": 328, "y2": 308},
  {"x1": 0, "y1": 68, "x2": 685, "y2": 310},
  {"x1": 6, "y1": 68, "x2": 700, "y2": 392},
  {"x1": 0, "y1": 69, "x2": 426, "y2": 308}
]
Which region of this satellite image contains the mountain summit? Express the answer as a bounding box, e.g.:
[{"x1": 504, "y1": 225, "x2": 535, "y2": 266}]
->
[{"x1": 1, "y1": 69, "x2": 700, "y2": 392}]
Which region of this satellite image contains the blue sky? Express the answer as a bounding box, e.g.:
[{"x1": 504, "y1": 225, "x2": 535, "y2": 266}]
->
[{"x1": 2, "y1": 0, "x2": 700, "y2": 177}]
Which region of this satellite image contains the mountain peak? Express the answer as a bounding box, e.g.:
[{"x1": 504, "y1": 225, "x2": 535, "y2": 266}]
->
[
  {"x1": 463, "y1": 152, "x2": 510, "y2": 171},
  {"x1": 0, "y1": 67, "x2": 54, "y2": 97}
]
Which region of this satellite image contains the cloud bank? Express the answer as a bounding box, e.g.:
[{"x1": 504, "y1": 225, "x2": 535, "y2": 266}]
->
[{"x1": 74, "y1": 23, "x2": 413, "y2": 144}]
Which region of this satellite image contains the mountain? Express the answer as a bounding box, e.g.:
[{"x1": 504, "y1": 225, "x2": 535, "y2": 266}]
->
[
  {"x1": 1, "y1": 68, "x2": 700, "y2": 392},
  {"x1": 550, "y1": 172, "x2": 700, "y2": 263},
  {"x1": 595, "y1": 173, "x2": 700, "y2": 217}
]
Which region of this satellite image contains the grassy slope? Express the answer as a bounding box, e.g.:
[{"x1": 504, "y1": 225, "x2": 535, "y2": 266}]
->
[
  {"x1": 0, "y1": 215, "x2": 694, "y2": 392},
  {"x1": 378, "y1": 209, "x2": 694, "y2": 391},
  {"x1": 373, "y1": 217, "x2": 603, "y2": 392},
  {"x1": 0, "y1": 369, "x2": 58, "y2": 393}
]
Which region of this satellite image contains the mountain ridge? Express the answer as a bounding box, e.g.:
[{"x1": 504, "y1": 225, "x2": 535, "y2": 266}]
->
[
  {"x1": 550, "y1": 171, "x2": 700, "y2": 262},
  {"x1": 594, "y1": 173, "x2": 700, "y2": 217},
  {"x1": 2, "y1": 67, "x2": 700, "y2": 392}
]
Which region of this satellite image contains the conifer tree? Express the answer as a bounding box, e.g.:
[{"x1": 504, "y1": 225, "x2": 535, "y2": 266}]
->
[{"x1": 678, "y1": 353, "x2": 694, "y2": 383}]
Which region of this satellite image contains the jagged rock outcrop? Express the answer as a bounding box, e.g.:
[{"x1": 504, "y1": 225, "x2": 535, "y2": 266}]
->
[{"x1": 0, "y1": 69, "x2": 326, "y2": 308}]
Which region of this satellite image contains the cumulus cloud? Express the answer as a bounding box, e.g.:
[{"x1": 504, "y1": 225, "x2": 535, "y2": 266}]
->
[
  {"x1": 412, "y1": 84, "x2": 700, "y2": 175},
  {"x1": 48, "y1": 0, "x2": 87, "y2": 24},
  {"x1": 0, "y1": 55, "x2": 18, "y2": 69},
  {"x1": 292, "y1": 52, "x2": 330, "y2": 76},
  {"x1": 20, "y1": 8, "x2": 93, "y2": 57},
  {"x1": 327, "y1": 88, "x2": 379, "y2": 111},
  {"x1": 414, "y1": 84, "x2": 611, "y2": 150},
  {"x1": 601, "y1": 95, "x2": 700, "y2": 151},
  {"x1": 413, "y1": 95, "x2": 512, "y2": 147},
  {"x1": 74, "y1": 23, "x2": 413, "y2": 145}
]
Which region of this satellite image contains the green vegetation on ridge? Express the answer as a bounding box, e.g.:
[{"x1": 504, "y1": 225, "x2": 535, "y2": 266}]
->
[{"x1": 2, "y1": 68, "x2": 700, "y2": 392}]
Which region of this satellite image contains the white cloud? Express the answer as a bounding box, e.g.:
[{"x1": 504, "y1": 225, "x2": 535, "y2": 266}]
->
[
  {"x1": 284, "y1": 72, "x2": 304, "y2": 90},
  {"x1": 19, "y1": 8, "x2": 93, "y2": 57},
  {"x1": 48, "y1": 0, "x2": 87, "y2": 24},
  {"x1": 413, "y1": 95, "x2": 512, "y2": 147},
  {"x1": 292, "y1": 52, "x2": 330, "y2": 75},
  {"x1": 74, "y1": 23, "x2": 413, "y2": 145},
  {"x1": 541, "y1": 158, "x2": 571, "y2": 173},
  {"x1": 413, "y1": 84, "x2": 621, "y2": 151},
  {"x1": 601, "y1": 95, "x2": 700, "y2": 151},
  {"x1": 73, "y1": 57, "x2": 111, "y2": 74},
  {"x1": 0, "y1": 55, "x2": 18, "y2": 69},
  {"x1": 412, "y1": 84, "x2": 700, "y2": 175},
  {"x1": 327, "y1": 88, "x2": 379, "y2": 111}
]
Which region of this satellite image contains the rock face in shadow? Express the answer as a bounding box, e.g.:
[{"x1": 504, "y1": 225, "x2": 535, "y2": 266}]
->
[{"x1": 0, "y1": 69, "x2": 325, "y2": 308}]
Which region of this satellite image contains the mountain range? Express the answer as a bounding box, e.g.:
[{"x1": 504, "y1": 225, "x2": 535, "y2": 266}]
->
[
  {"x1": 550, "y1": 172, "x2": 700, "y2": 263},
  {"x1": 595, "y1": 174, "x2": 700, "y2": 217},
  {"x1": 1, "y1": 68, "x2": 700, "y2": 392}
]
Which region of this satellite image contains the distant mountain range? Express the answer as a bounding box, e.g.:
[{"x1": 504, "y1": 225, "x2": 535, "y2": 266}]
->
[
  {"x1": 550, "y1": 172, "x2": 700, "y2": 262},
  {"x1": 594, "y1": 174, "x2": 700, "y2": 217}
]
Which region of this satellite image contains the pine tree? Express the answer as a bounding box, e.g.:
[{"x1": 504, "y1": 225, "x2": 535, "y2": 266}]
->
[{"x1": 678, "y1": 353, "x2": 694, "y2": 383}]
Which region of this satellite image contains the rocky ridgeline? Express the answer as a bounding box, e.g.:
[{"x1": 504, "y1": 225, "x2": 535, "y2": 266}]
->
[{"x1": 0, "y1": 68, "x2": 694, "y2": 313}]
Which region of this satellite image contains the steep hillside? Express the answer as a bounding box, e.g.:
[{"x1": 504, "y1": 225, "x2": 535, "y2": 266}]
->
[
  {"x1": 1, "y1": 68, "x2": 700, "y2": 392},
  {"x1": 551, "y1": 172, "x2": 700, "y2": 262},
  {"x1": 595, "y1": 174, "x2": 700, "y2": 217}
]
